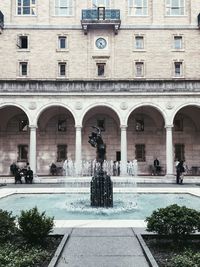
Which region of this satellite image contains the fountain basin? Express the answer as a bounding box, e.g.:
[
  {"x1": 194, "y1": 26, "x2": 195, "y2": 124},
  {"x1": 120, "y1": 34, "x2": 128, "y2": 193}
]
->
[{"x1": 0, "y1": 193, "x2": 199, "y2": 220}]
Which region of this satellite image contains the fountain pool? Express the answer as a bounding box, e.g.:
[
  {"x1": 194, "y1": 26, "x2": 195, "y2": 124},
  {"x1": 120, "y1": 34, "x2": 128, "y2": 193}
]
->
[{"x1": 0, "y1": 193, "x2": 199, "y2": 220}]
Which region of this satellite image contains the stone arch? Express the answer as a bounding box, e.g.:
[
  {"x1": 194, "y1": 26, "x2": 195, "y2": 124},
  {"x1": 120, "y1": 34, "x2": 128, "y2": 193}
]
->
[
  {"x1": 35, "y1": 102, "x2": 76, "y2": 126},
  {"x1": 125, "y1": 102, "x2": 167, "y2": 126}
]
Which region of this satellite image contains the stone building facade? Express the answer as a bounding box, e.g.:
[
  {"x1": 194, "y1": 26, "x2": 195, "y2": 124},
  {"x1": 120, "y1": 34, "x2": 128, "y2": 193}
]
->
[{"x1": 0, "y1": 0, "x2": 200, "y2": 176}]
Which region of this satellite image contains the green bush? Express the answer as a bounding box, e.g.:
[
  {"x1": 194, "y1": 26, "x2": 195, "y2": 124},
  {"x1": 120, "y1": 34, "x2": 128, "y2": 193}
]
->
[
  {"x1": 145, "y1": 204, "x2": 200, "y2": 237},
  {"x1": 0, "y1": 242, "x2": 50, "y2": 267},
  {"x1": 18, "y1": 207, "x2": 54, "y2": 244},
  {"x1": 0, "y1": 209, "x2": 17, "y2": 242},
  {"x1": 169, "y1": 250, "x2": 200, "y2": 267}
]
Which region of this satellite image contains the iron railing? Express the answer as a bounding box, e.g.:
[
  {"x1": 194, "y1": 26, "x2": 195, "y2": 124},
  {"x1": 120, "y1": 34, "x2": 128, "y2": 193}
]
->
[{"x1": 82, "y1": 9, "x2": 120, "y2": 20}]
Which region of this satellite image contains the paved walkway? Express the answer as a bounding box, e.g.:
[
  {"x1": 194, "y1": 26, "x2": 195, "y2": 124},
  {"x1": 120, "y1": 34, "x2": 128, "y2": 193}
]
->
[{"x1": 56, "y1": 228, "x2": 149, "y2": 267}]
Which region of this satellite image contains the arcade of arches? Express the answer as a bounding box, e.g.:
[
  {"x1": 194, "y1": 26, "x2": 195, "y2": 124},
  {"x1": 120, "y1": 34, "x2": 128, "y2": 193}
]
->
[{"x1": 1, "y1": 104, "x2": 200, "y2": 177}]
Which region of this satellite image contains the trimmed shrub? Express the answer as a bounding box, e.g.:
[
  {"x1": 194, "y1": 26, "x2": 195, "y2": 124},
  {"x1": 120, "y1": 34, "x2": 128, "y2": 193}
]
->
[
  {"x1": 0, "y1": 209, "x2": 17, "y2": 242},
  {"x1": 18, "y1": 207, "x2": 54, "y2": 244},
  {"x1": 145, "y1": 204, "x2": 200, "y2": 237},
  {"x1": 170, "y1": 250, "x2": 200, "y2": 267}
]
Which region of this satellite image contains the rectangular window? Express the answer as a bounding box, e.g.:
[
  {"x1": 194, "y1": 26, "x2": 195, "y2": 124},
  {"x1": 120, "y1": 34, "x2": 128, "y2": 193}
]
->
[
  {"x1": 97, "y1": 63, "x2": 105, "y2": 77},
  {"x1": 128, "y1": 0, "x2": 148, "y2": 16},
  {"x1": 135, "y1": 36, "x2": 144, "y2": 49},
  {"x1": 18, "y1": 35, "x2": 28, "y2": 49},
  {"x1": 58, "y1": 62, "x2": 66, "y2": 77},
  {"x1": 57, "y1": 145, "x2": 67, "y2": 161},
  {"x1": 92, "y1": 0, "x2": 110, "y2": 8},
  {"x1": 18, "y1": 145, "x2": 28, "y2": 161},
  {"x1": 175, "y1": 144, "x2": 185, "y2": 161},
  {"x1": 135, "y1": 144, "x2": 145, "y2": 162},
  {"x1": 19, "y1": 62, "x2": 28, "y2": 76},
  {"x1": 55, "y1": 0, "x2": 73, "y2": 16},
  {"x1": 135, "y1": 119, "x2": 144, "y2": 131},
  {"x1": 166, "y1": 0, "x2": 185, "y2": 16},
  {"x1": 174, "y1": 62, "x2": 183, "y2": 77},
  {"x1": 58, "y1": 119, "x2": 67, "y2": 132},
  {"x1": 135, "y1": 62, "x2": 144, "y2": 77},
  {"x1": 17, "y1": 0, "x2": 36, "y2": 15},
  {"x1": 58, "y1": 36, "x2": 67, "y2": 49},
  {"x1": 19, "y1": 119, "x2": 28, "y2": 132},
  {"x1": 174, "y1": 36, "x2": 182, "y2": 49},
  {"x1": 174, "y1": 119, "x2": 183, "y2": 131}
]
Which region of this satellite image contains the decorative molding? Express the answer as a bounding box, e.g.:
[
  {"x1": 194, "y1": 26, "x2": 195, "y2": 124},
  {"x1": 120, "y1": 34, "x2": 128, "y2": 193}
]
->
[
  {"x1": 28, "y1": 102, "x2": 37, "y2": 110},
  {"x1": 120, "y1": 102, "x2": 128, "y2": 110},
  {"x1": 75, "y1": 101, "x2": 83, "y2": 110},
  {"x1": 166, "y1": 102, "x2": 174, "y2": 110}
]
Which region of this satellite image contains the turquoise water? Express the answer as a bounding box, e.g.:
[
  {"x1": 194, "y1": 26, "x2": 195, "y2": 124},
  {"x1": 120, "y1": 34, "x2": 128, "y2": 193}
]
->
[{"x1": 0, "y1": 193, "x2": 199, "y2": 220}]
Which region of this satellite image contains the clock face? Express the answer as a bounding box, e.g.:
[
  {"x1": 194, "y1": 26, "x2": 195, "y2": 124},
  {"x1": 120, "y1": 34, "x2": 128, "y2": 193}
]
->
[{"x1": 95, "y1": 38, "x2": 107, "y2": 49}]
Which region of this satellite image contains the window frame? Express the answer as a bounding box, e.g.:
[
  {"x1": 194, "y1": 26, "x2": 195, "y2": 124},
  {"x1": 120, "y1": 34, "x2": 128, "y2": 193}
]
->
[
  {"x1": 174, "y1": 118, "x2": 183, "y2": 132},
  {"x1": 173, "y1": 61, "x2": 183, "y2": 78},
  {"x1": 135, "y1": 61, "x2": 145, "y2": 78},
  {"x1": 19, "y1": 119, "x2": 28, "y2": 132},
  {"x1": 17, "y1": 35, "x2": 29, "y2": 50},
  {"x1": 135, "y1": 144, "x2": 146, "y2": 162},
  {"x1": 16, "y1": 0, "x2": 36, "y2": 16},
  {"x1": 128, "y1": 0, "x2": 148, "y2": 16},
  {"x1": 92, "y1": 0, "x2": 111, "y2": 8},
  {"x1": 165, "y1": 0, "x2": 185, "y2": 16},
  {"x1": 57, "y1": 144, "x2": 67, "y2": 162},
  {"x1": 58, "y1": 119, "x2": 67, "y2": 132},
  {"x1": 97, "y1": 63, "x2": 106, "y2": 77},
  {"x1": 19, "y1": 61, "x2": 28, "y2": 77},
  {"x1": 18, "y1": 144, "x2": 28, "y2": 162},
  {"x1": 55, "y1": 0, "x2": 74, "y2": 17},
  {"x1": 58, "y1": 62, "x2": 67, "y2": 77},
  {"x1": 135, "y1": 119, "x2": 144, "y2": 132}
]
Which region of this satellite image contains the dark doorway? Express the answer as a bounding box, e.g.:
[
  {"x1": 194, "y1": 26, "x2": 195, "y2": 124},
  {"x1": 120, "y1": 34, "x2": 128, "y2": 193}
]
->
[{"x1": 116, "y1": 151, "x2": 121, "y2": 161}]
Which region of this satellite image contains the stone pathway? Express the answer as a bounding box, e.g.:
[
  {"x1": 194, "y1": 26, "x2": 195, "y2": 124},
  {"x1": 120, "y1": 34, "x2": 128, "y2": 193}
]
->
[{"x1": 56, "y1": 228, "x2": 149, "y2": 267}]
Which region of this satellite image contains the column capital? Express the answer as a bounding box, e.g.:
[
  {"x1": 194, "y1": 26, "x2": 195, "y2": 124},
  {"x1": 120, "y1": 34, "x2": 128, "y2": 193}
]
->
[
  {"x1": 29, "y1": 125, "x2": 38, "y2": 129},
  {"x1": 165, "y1": 124, "x2": 173, "y2": 129},
  {"x1": 120, "y1": 125, "x2": 128, "y2": 130},
  {"x1": 75, "y1": 125, "x2": 82, "y2": 130}
]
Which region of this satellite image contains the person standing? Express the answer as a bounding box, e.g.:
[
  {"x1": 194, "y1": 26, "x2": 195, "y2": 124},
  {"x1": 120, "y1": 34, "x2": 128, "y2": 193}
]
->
[{"x1": 176, "y1": 160, "x2": 185, "y2": 184}]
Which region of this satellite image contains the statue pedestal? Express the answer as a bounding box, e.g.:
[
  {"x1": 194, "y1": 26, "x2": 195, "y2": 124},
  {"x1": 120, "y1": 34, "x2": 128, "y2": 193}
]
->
[{"x1": 90, "y1": 170, "x2": 113, "y2": 207}]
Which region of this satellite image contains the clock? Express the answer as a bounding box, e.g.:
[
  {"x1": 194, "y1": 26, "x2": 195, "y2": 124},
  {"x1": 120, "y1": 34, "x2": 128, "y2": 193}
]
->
[{"x1": 95, "y1": 38, "x2": 107, "y2": 49}]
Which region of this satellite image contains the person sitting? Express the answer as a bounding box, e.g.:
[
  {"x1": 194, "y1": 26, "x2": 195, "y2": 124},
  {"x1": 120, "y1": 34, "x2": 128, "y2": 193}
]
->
[
  {"x1": 50, "y1": 163, "x2": 57, "y2": 175},
  {"x1": 15, "y1": 169, "x2": 22, "y2": 184},
  {"x1": 10, "y1": 162, "x2": 18, "y2": 176},
  {"x1": 153, "y1": 158, "x2": 161, "y2": 175},
  {"x1": 25, "y1": 167, "x2": 33, "y2": 184}
]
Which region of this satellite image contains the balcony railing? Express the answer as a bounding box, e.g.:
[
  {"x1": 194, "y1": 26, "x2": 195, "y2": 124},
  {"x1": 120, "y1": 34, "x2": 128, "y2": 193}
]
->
[
  {"x1": 81, "y1": 9, "x2": 121, "y2": 34},
  {"x1": 198, "y1": 13, "x2": 200, "y2": 28},
  {"x1": 0, "y1": 11, "x2": 4, "y2": 33}
]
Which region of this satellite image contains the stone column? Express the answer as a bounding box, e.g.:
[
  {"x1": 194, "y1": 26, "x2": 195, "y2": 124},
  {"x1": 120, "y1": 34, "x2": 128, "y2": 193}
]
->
[
  {"x1": 120, "y1": 125, "x2": 127, "y2": 176},
  {"x1": 75, "y1": 126, "x2": 82, "y2": 175},
  {"x1": 29, "y1": 125, "x2": 37, "y2": 175},
  {"x1": 165, "y1": 125, "x2": 174, "y2": 177}
]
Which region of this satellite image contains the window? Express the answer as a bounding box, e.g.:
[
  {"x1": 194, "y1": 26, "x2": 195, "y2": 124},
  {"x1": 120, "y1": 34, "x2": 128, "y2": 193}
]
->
[
  {"x1": 58, "y1": 119, "x2": 67, "y2": 132},
  {"x1": 174, "y1": 61, "x2": 183, "y2": 77},
  {"x1": 18, "y1": 145, "x2": 28, "y2": 161},
  {"x1": 135, "y1": 36, "x2": 144, "y2": 49},
  {"x1": 174, "y1": 119, "x2": 183, "y2": 131},
  {"x1": 128, "y1": 0, "x2": 148, "y2": 16},
  {"x1": 17, "y1": 0, "x2": 36, "y2": 15},
  {"x1": 92, "y1": 0, "x2": 110, "y2": 8},
  {"x1": 19, "y1": 119, "x2": 28, "y2": 132},
  {"x1": 97, "y1": 63, "x2": 105, "y2": 77},
  {"x1": 57, "y1": 145, "x2": 67, "y2": 161},
  {"x1": 19, "y1": 62, "x2": 28, "y2": 76},
  {"x1": 55, "y1": 0, "x2": 74, "y2": 16},
  {"x1": 174, "y1": 36, "x2": 183, "y2": 49},
  {"x1": 97, "y1": 119, "x2": 105, "y2": 131},
  {"x1": 58, "y1": 36, "x2": 67, "y2": 49},
  {"x1": 135, "y1": 144, "x2": 145, "y2": 162},
  {"x1": 135, "y1": 120, "x2": 144, "y2": 131},
  {"x1": 175, "y1": 144, "x2": 185, "y2": 161},
  {"x1": 18, "y1": 35, "x2": 28, "y2": 49},
  {"x1": 135, "y1": 62, "x2": 144, "y2": 77},
  {"x1": 58, "y1": 62, "x2": 66, "y2": 77},
  {"x1": 166, "y1": 0, "x2": 185, "y2": 16}
]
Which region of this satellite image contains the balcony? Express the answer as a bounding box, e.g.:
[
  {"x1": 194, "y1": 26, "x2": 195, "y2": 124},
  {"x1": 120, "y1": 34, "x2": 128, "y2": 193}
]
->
[
  {"x1": 81, "y1": 8, "x2": 121, "y2": 34},
  {"x1": 198, "y1": 13, "x2": 200, "y2": 28},
  {"x1": 0, "y1": 11, "x2": 4, "y2": 33}
]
